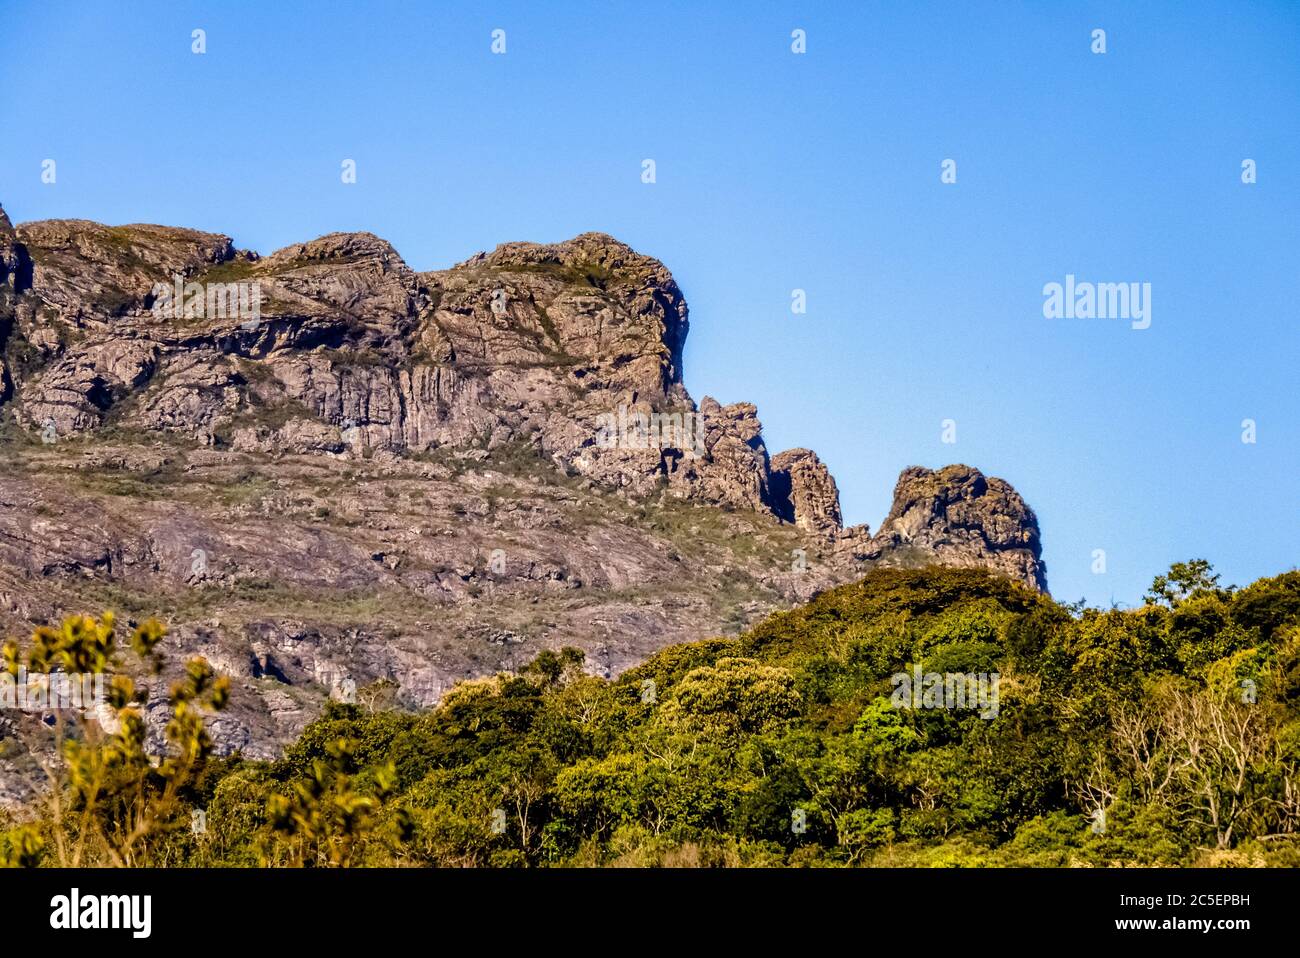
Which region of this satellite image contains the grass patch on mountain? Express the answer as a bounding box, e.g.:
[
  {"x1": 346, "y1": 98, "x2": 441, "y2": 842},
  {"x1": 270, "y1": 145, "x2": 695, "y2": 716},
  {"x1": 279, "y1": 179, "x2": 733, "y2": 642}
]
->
[
  {"x1": 196, "y1": 257, "x2": 260, "y2": 285},
  {"x1": 492, "y1": 260, "x2": 630, "y2": 291}
]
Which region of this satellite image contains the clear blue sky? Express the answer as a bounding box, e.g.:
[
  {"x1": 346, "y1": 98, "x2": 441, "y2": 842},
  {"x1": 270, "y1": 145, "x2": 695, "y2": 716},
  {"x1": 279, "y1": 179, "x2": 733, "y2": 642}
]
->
[{"x1": 2, "y1": 1, "x2": 1296, "y2": 606}]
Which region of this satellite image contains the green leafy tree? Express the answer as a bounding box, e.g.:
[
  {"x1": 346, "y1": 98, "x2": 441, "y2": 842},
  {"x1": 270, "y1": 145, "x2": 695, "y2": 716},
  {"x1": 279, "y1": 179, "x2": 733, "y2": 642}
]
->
[
  {"x1": 1, "y1": 613, "x2": 227, "y2": 867},
  {"x1": 1146, "y1": 559, "x2": 1225, "y2": 608}
]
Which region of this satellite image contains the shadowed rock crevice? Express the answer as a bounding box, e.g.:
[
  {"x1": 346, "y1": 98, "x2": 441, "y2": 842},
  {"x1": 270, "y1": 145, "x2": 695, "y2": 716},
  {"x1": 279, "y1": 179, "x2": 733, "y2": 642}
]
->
[{"x1": 770, "y1": 448, "x2": 843, "y2": 537}]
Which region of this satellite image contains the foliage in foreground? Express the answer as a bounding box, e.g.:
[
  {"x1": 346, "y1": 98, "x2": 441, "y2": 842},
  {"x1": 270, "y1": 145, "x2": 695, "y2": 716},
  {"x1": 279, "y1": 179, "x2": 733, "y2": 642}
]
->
[{"x1": 4, "y1": 561, "x2": 1300, "y2": 867}]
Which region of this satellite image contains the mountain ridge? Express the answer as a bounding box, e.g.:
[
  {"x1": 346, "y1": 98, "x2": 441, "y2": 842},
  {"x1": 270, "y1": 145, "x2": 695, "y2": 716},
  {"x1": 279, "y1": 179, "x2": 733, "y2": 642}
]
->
[{"x1": 0, "y1": 205, "x2": 1045, "y2": 795}]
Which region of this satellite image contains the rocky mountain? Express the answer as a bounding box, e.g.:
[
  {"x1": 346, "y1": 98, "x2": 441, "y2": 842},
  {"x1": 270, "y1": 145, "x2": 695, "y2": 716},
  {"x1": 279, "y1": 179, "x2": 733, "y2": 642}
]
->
[
  {"x1": 846, "y1": 465, "x2": 1048, "y2": 592},
  {"x1": 0, "y1": 204, "x2": 1045, "y2": 802}
]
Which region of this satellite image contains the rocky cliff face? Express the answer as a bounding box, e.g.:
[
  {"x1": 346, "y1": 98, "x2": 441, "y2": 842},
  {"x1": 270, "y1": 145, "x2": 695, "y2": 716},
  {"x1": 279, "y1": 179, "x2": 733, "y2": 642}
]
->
[
  {"x1": 4, "y1": 219, "x2": 761, "y2": 507},
  {"x1": 846, "y1": 465, "x2": 1048, "y2": 592},
  {"x1": 0, "y1": 206, "x2": 1045, "y2": 800},
  {"x1": 770, "y1": 448, "x2": 842, "y2": 536}
]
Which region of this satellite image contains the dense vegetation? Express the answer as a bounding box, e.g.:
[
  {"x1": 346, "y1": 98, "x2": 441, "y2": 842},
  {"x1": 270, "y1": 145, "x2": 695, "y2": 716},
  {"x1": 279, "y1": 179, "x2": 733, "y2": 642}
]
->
[{"x1": 3, "y1": 561, "x2": 1300, "y2": 867}]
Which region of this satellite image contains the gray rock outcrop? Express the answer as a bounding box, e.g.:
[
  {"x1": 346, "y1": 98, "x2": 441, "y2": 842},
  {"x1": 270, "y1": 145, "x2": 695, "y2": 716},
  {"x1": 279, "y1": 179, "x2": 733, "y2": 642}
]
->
[{"x1": 0, "y1": 204, "x2": 1046, "y2": 792}]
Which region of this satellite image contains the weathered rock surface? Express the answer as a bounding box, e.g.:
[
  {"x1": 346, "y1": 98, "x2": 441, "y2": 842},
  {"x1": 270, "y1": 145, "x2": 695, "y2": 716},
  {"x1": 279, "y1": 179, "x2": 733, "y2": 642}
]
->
[
  {"x1": 849, "y1": 465, "x2": 1047, "y2": 591},
  {"x1": 0, "y1": 204, "x2": 1046, "y2": 796},
  {"x1": 770, "y1": 448, "x2": 843, "y2": 537}
]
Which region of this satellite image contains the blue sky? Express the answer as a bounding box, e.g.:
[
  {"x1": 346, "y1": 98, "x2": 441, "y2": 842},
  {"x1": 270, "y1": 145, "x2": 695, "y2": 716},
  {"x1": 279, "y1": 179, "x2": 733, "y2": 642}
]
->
[{"x1": 2, "y1": 0, "x2": 1297, "y2": 606}]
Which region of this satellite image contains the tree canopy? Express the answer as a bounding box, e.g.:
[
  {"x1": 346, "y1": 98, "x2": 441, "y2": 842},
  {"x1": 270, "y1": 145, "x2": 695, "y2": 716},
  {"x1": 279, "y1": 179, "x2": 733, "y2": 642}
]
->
[{"x1": 5, "y1": 562, "x2": 1300, "y2": 867}]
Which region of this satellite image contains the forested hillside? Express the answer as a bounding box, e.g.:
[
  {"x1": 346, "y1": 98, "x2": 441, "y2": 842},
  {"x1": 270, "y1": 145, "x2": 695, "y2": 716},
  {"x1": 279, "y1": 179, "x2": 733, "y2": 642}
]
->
[{"x1": 4, "y1": 561, "x2": 1298, "y2": 867}]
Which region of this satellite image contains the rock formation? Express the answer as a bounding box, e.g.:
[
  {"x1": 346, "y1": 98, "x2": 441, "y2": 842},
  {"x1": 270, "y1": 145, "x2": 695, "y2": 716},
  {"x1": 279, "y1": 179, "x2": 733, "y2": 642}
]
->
[
  {"x1": 770, "y1": 448, "x2": 843, "y2": 537},
  {"x1": 0, "y1": 205, "x2": 1045, "y2": 795},
  {"x1": 850, "y1": 465, "x2": 1047, "y2": 592}
]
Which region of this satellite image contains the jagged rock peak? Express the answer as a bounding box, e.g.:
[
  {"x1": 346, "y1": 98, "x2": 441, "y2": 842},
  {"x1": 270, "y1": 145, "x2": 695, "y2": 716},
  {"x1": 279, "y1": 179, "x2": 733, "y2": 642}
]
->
[
  {"x1": 11, "y1": 218, "x2": 236, "y2": 316},
  {"x1": 865, "y1": 464, "x2": 1047, "y2": 592},
  {"x1": 451, "y1": 231, "x2": 690, "y2": 383},
  {"x1": 769, "y1": 448, "x2": 843, "y2": 537},
  {"x1": 265, "y1": 231, "x2": 403, "y2": 267},
  {"x1": 472, "y1": 231, "x2": 659, "y2": 273},
  {"x1": 15, "y1": 218, "x2": 236, "y2": 261}
]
